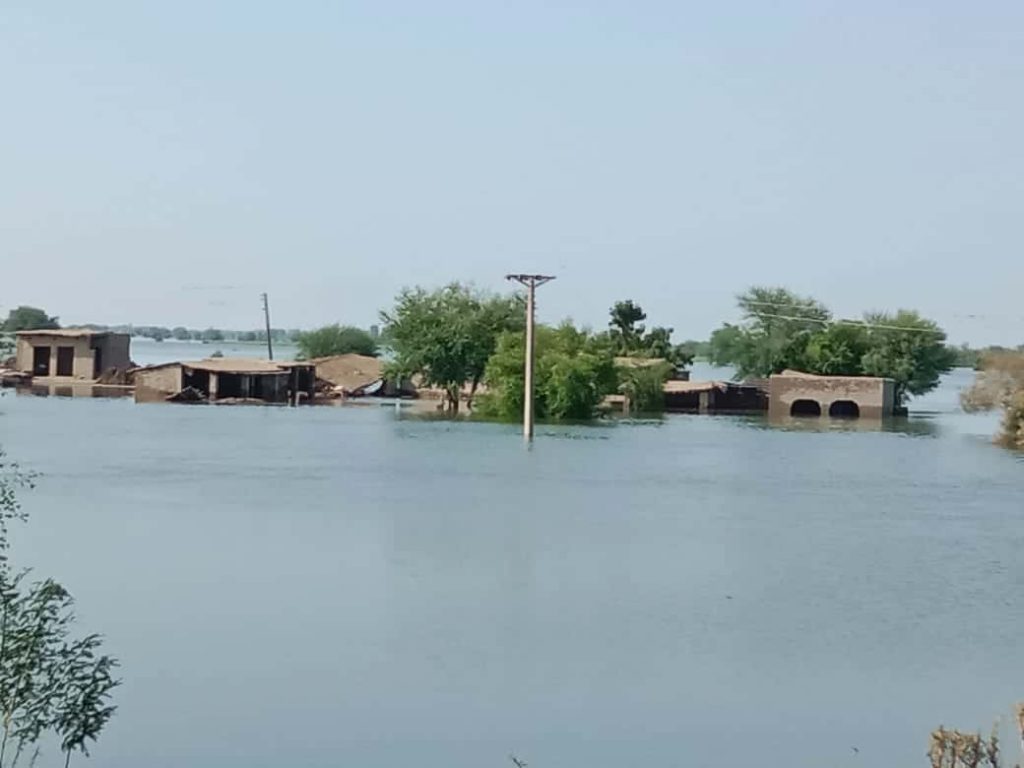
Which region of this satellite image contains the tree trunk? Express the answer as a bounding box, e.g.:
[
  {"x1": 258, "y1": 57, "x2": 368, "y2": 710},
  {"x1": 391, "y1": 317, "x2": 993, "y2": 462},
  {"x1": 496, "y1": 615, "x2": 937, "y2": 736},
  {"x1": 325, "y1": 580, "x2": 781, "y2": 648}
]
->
[{"x1": 447, "y1": 387, "x2": 460, "y2": 415}]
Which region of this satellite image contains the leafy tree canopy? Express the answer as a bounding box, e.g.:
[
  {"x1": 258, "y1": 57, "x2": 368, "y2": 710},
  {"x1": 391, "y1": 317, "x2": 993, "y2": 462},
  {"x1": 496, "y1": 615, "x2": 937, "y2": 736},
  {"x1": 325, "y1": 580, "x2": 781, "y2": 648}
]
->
[
  {"x1": 477, "y1": 323, "x2": 618, "y2": 421},
  {"x1": 380, "y1": 283, "x2": 523, "y2": 412},
  {"x1": 295, "y1": 325, "x2": 378, "y2": 359},
  {"x1": 706, "y1": 287, "x2": 955, "y2": 404},
  {"x1": 605, "y1": 300, "x2": 693, "y2": 368},
  {"x1": 2, "y1": 306, "x2": 59, "y2": 332}
]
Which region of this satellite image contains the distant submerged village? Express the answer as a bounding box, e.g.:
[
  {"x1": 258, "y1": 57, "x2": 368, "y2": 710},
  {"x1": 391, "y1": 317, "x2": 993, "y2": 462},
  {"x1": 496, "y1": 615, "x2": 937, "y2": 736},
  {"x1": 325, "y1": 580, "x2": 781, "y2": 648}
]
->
[{"x1": 1, "y1": 327, "x2": 900, "y2": 420}]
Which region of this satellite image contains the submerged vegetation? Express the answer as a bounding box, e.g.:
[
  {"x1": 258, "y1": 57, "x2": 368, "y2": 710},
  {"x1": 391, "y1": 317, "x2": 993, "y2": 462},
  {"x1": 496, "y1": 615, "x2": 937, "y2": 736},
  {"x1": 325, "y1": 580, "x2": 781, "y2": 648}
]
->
[
  {"x1": 962, "y1": 351, "x2": 1024, "y2": 450},
  {"x1": 476, "y1": 323, "x2": 618, "y2": 421},
  {"x1": 380, "y1": 284, "x2": 684, "y2": 418},
  {"x1": 380, "y1": 284, "x2": 524, "y2": 414},
  {"x1": 928, "y1": 702, "x2": 1024, "y2": 768}
]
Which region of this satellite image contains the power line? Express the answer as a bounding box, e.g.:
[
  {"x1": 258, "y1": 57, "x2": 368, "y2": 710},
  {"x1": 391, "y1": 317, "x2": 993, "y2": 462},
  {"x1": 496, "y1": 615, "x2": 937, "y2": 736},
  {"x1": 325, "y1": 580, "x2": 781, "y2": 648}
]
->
[
  {"x1": 738, "y1": 299, "x2": 1024, "y2": 323},
  {"x1": 729, "y1": 312, "x2": 948, "y2": 335}
]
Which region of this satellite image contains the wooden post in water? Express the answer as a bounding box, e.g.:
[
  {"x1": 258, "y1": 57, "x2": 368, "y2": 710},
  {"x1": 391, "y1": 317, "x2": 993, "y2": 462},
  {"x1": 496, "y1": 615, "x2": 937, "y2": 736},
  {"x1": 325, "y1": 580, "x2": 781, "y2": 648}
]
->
[{"x1": 505, "y1": 274, "x2": 555, "y2": 440}]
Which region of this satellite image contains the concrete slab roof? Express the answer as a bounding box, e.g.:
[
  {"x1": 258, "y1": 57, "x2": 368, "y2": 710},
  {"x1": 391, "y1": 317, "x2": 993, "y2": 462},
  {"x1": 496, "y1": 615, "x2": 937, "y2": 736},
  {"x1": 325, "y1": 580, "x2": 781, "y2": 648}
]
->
[{"x1": 15, "y1": 328, "x2": 118, "y2": 339}]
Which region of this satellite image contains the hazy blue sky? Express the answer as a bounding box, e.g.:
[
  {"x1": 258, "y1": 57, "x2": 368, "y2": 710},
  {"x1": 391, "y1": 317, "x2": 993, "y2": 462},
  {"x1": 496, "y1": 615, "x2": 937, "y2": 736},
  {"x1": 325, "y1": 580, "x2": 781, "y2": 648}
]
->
[{"x1": 2, "y1": 2, "x2": 1022, "y2": 344}]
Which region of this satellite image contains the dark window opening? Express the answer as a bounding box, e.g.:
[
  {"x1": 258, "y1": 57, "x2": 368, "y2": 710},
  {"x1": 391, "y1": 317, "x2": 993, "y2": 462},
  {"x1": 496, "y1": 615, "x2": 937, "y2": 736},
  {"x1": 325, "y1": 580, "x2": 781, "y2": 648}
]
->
[
  {"x1": 93, "y1": 344, "x2": 104, "y2": 378},
  {"x1": 183, "y1": 369, "x2": 211, "y2": 395},
  {"x1": 829, "y1": 400, "x2": 860, "y2": 418},
  {"x1": 790, "y1": 399, "x2": 822, "y2": 417},
  {"x1": 216, "y1": 373, "x2": 244, "y2": 399},
  {"x1": 56, "y1": 346, "x2": 75, "y2": 377},
  {"x1": 32, "y1": 347, "x2": 51, "y2": 376}
]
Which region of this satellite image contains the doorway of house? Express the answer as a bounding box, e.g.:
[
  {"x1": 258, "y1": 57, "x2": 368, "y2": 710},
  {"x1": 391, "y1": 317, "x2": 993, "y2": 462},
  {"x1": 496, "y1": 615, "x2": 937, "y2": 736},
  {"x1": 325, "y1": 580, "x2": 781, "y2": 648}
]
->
[
  {"x1": 32, "y1": 347, "x2": 51, "y2": 376},
  {"x1": 56, "y1": 346, "x2": 75, "y2": 377}
]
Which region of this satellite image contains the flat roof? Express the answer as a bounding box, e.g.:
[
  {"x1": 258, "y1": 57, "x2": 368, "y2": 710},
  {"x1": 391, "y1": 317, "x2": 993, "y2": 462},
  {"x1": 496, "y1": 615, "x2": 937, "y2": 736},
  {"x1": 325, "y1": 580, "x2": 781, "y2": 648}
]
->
[
  {"x1": 16, "y1": 328, "x2": 119, "y2": 339},
  {"x1": 663, "y1": 380, "x2": 728, "y2": 394},
  {"x1": 180, "y1": 358, "x2": 313, "y2": 374},
  {"x1": 772, "y1": 370, "x2": 894, "y2": 384}
]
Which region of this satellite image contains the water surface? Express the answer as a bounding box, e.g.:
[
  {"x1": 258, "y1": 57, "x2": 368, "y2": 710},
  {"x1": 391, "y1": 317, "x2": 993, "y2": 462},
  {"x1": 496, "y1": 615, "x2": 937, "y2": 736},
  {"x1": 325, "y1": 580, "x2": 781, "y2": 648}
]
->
[{"x1": 0, "y1": 371, "x2": 1020, "y2": 768}]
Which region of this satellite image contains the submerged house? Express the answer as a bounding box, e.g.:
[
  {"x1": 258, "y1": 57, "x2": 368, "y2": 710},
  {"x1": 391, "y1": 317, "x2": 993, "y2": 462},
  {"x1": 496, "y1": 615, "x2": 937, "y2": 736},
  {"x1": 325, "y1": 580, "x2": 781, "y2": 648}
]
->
[
  {"x1": 663, "y1": 380, "x2": 767, "y2": 413},
  {"x1": 133, "y1": 358, "x2": 316, "y2": 405},
  {"x1": 767, "y1": 371, "x2": 896, "y2": 419},
  {"x1": 15, "y1": 329, "x2": 131, "y2": 381},
  {"x1": 310, "y1": 353, "x2": 416, "y2": 397}
]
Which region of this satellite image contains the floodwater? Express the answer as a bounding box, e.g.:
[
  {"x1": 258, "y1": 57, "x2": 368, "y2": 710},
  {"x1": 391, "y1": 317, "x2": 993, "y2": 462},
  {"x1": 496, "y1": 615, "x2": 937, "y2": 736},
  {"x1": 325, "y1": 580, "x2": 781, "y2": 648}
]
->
[
  {"x1": 0, "y1": 369, "x2": 1021, "y2": 768},
  {"x1": 129, "y1": 337, "x2": 300, "y2": 367}
]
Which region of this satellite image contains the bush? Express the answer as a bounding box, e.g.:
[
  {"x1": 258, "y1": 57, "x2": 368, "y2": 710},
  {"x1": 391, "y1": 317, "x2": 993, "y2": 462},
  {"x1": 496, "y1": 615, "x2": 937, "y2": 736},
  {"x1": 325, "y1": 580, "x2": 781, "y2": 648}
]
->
[
  {"x1": 295, "y1": 325, "x2": 378, "y2": 360},
  {"x1": 961, "y1": 351, "x2": 1024, "y2": 449},
  {"x1": 618, "y1": 361, "x2": 672, "y2": 413}
]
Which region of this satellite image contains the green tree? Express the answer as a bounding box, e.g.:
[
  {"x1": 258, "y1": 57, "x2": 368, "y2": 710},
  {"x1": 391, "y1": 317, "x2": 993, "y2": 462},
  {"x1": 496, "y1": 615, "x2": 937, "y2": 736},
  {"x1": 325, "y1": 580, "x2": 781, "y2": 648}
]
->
[
  {"x1": 679, "y1": 339, "x2": 711, "y2": 361},
  {"x1": 608, "y1": 300, "x2": 647, "y2": 354},
  {"x1": 707, "y1": 324, "x2": 745, "y2": 368},
  {"x1": 642, "y1": 326, "x2": 694, "y2": 368},
  {"x1": 295, "y1": 325, "x2": 378, "y2": 359},
  {"x1": 723, "y1": 287, "x2": 831, "y2": 377},
  {"x1": 0, "y1": 452, "x2": 119, "y2": 768},
  {"x1": 171, "y1": 327, "x2": 190, "y2": 341},
  {"x1": 200, "y1": 328, "x2": 224, "y2": 342},
  {"x1": 2, "y1": 307, "x2": 59, "y2": 333},
  {"x1": 381, "y1": 284, "x2": 523, "y2": 413},
  {"x1": 606, "y1": 301, "x2": 693, "y2": 368},
  {"x1": 859, "y1": 310, "x2": 956, "y2": 405},
  {"x1": 804, "y1": 323, "x2": 871, "y2": 375},
  {"x1": 477, "y1": 323, "x2": 618, "y2": 421}
]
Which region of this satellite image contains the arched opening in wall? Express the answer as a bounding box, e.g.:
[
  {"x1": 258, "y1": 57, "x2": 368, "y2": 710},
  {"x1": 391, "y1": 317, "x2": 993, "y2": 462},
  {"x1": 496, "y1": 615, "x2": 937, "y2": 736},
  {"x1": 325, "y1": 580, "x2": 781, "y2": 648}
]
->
[
  {"x1": 790, "y1": 399, "x2": 822, "y2": 417},
  {"x1": 829, "y1": 400, "x2": 860, "y2": 418}
]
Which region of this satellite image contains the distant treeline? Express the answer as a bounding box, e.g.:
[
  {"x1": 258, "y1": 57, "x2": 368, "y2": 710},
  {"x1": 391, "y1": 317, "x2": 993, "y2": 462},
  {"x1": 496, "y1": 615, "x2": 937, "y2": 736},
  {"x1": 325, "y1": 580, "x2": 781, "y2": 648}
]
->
[
  {"x1": 949, "y1": 343, "x2": 1024, "y2": 370},
  {"x1": 81, "y1": 324, "x2": 381, "y2": 344}
]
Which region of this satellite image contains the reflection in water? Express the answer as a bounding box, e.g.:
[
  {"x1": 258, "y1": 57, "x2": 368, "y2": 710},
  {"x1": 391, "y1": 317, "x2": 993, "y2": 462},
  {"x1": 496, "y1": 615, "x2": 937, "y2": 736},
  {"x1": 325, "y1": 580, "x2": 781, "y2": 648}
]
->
[
  {"x1": 20, "y1": 384, "x2": 132, "y2": 399},
  {"x1": 762, "y1": 414, "x2": 941, "y2": 438}
]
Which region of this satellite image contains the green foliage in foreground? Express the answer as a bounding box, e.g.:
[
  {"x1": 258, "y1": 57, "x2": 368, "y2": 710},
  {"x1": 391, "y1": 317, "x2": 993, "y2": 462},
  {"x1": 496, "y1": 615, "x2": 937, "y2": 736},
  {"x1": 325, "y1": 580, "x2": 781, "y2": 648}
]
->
[
  {"x1": 707, "y1": 286, "x2": 956, "y2": 404},
  {"x1": 295, "y1": 325, "x2": 378, "y2": 360},
  {"x1": 476, "y1": 324, "x2": 618, "y2": 421},
  {"x1": 0, "y1": 451, "x2": 119, "y2": 768}
]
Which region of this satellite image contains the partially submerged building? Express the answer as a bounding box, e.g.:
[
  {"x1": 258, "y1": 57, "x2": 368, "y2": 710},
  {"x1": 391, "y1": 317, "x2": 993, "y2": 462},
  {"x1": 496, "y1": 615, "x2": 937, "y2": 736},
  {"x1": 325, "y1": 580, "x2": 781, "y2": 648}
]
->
[
  {"x1": 311, "y1": 354, "x2": 417, "y2": 398},
  {"x1": 133, "y1": 358, "x2": 316, "y2": 405},
  {"x1": 15, "y1": 329, "x2": 131, "y2": 381},
  {"x1": 768, "y1": 371, "x2": 896, "y2": 419},
  {"x1": 663, "y1": 380, "x2": 766, "y2": 413}
]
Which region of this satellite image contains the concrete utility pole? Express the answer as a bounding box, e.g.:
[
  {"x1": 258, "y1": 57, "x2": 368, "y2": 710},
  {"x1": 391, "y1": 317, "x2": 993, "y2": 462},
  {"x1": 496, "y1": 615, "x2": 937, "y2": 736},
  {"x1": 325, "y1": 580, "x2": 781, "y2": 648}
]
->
[
  {"x1": 505, "y1": 274, "x2": 555, "y2": 440},
  {"x1": 261, "y1": 292, "x2": 273, "y2": 360}
]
